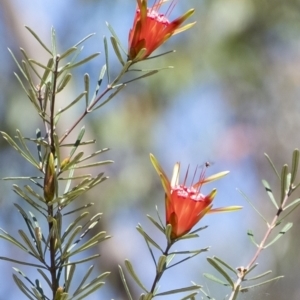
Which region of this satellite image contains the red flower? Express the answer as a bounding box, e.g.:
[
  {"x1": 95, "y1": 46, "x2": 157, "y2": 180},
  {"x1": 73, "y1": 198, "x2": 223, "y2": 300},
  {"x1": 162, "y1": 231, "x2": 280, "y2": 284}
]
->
[
  {"x1": 128, "y1": 0, "x2": 195, "y2": 61},
  {"x1": 150, "y1": 154, "x2": 242, "y2": 240}
]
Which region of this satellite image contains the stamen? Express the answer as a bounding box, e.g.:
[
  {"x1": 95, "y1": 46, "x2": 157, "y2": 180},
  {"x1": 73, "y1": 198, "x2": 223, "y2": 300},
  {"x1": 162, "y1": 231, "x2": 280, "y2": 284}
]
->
[
  {"x1": 183, "y1": 164, "x2": 190, "y2": 185},
  {"x1": 165, "y1": 0, "x2": 178, "y2": 16}
]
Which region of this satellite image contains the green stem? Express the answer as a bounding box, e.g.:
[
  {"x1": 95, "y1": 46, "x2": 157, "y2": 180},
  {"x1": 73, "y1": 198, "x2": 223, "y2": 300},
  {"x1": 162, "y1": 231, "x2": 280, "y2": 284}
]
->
[
  {"x1": 149, "y1": 242, "x2": 173, "y2": 295},
  {"x1": 228, "y1": 186, "x2": 292, "y2": 300}
]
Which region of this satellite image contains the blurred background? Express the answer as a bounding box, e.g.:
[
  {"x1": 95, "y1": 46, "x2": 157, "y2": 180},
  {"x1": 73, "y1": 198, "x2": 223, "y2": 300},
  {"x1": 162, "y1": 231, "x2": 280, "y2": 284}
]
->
[{"x1": 1, "y1": 0, "x2": 300, "y2": 299}]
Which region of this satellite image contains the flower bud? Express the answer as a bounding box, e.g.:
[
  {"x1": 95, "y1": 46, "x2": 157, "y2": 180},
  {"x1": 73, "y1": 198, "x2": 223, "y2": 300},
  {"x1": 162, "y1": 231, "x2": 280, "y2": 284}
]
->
[{"x1": 44, "y1": 152, "x2": 56, "y2": 203}]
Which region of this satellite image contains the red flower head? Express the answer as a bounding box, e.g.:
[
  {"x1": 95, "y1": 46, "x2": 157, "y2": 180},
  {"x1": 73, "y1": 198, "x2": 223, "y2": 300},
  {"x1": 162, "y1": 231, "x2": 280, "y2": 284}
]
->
[
  {"x1": 150, "y1": 154, "x2": 242, "y2": 240},
  {"x1": 128, "y1": 0, "x2": 195, "y2": 61}
]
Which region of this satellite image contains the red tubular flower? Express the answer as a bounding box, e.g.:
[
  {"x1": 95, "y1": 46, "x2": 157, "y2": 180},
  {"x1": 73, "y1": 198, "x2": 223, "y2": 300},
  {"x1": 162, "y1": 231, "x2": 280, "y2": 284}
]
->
[
  {"x1": 150, "y1": 154, "x2": 242, "y2": 240},
  {"x1": 128, "y1": 0, "x2": 195, "y2": 61}
]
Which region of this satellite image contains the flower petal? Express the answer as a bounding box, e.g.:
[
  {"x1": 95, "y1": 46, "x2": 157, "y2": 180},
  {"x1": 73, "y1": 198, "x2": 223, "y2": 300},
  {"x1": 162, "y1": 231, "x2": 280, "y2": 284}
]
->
[
  {"x1": 208, "y1": 206, "x2": 243, "y2": 214},
  {"x1": 150, "y1": 153, "x2": 171, "y2": 195}
]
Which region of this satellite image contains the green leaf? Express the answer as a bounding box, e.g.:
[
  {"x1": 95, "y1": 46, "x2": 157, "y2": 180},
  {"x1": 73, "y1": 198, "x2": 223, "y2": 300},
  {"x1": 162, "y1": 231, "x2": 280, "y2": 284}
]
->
[
  {"x1": 262, "y1": 180, "x2": 278, "y2": 209},
  {"x1": 118, "y1": 265, "x2": 134, "y2": 300},
  {"x1": 124, "y1": 259, "x2": 148, "y2": 293},
  {"x1": 291, "y1": 148, "x2": 299, "y2": 184},
  {"x1": 281, "y1": 164, "x2": 289, "y2": 203},
  {"x1": 77, "y1": 148, "x2": 110, "y2": 164},
  {"x1": 247, "y1": 230, "x2": 259, "y2": 247},
  {"x1": 246, "y1": 270, "x2": 272, "y2": 281},
  {"x1": 64, "y1": 264, "x2": 76, "y2": 293},
  {"x1": 110, "y1": 36, "x2": 125, "y2": 65},
  {"x1": 66, "y1": 53, "x2": 100, "y2": 70},
  {"x1": 106, "y1": 22, "x2": 127, "y2": 54},
  {"x1": 167, "y1": 249, "x2": 208, "y2": 269},
  {"x1": 155, "y1": 284, "x2": 201, "y2": 296},
  {"x1": 122, "y1": 70, "x2": 158, "y2": 85},
  {"x1": 84, "y1": 73, "x2": 90, "y2": 107},
  {"x1": 56, "y1": 92, "x2": 86, "y2": 116},
  {"x1": 203, "y1": 273, "x2": 228, "y2": 286},
  {"x1": 1, "y1": 131, "x2": 39, "y2": 168},
  {"x1": 206, "y1": 257, "x2": 234, "y2": 288},
  {"x1": 13, "y1": 274, "x2": 36, "y2": 300},
  {"x1": 91, "y1": 84, "x2": 125, "y2": 111},
  {"x1": 73, "y1": 33, "x2": 95, "y2": 48},
  {"x1": 60, "y1": 46, "x2": 77, "y2": 60},
  {"x1": 240, "y1": 275, "x2": 284, "y2": 292},
  {"x1": 69, "y1": 127, "x2": 85, "y2": 157},
  {"x1": 157, "y1": 255, "x2": 167, "y2": 273},
  {"x1": 147, "y1": 215, "x2": 165, "y2": 233},
  {"x1": 57, "y1": 73, "x2": 72, "y2": 93},
  {"x1": 8, "y1": 48, "x2": 28, "y2": 79},
  {"x1": 237, "y1": 189, "x2": 268, "y2": 223},
  {"x1": 25, "y1": 26, "x2": 52, "y2": 55},
  {"x1": 264, "y1": 153, "x2": 280, "y2": 179},
  {"x1": 20, "y1": 48, "x2": 42, "y2": 81},
  {"x1": 136, "y1": 224, "x2": 163, "y2": 252},
  {"x1": 103, "y1": 36, "x2": 110, "y2": 83},
  {"x1": 264, "y1": 222, "x2": 293, "y2": 248},
  {"x1": 51, "y1": 27, "x2": 57, "y2": 56},
  {"x1": 212, "y1": 256, "x2": 237, "y2": 274},
  {"x1": 283, "y1": 198, "x2": 300, "y2": 211}
]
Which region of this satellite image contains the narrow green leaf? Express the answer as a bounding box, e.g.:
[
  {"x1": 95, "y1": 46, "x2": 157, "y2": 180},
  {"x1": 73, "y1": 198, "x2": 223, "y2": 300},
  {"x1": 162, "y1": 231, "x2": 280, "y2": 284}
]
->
[
  {"x1": 283, "y1": 198, "x2": 300, "y2": 211},
  {"x1": 212, "y1": 256, "x2": 237, "y2": 274},
  {"x1": 104, "y1": 36, "x2": 110, "y2": 83},
  {"x1": 118, "y1": 265, "x2": 134, "y2": 300},
  {"x1": 246, "y1": 270, "x2": 272, "y2": 281},
  {"x1": 291, "y1": 148, "x2": 299, "y2": 184},
  {"x1": 20, "y1": 48, "x2": 41, "y2": 80},
  {"x1": 136, "y1": 224, "x2": 163, "y2": 252},
  {"x1": 37, "y1": 269, "x2": 52, "y2": 289},
  {"x1": 157, "y1": 255, "x2": 167, "y2": 273},
  {"x1": 122, "y1": 70, "x2": 158, "y2": 85},
  {"x1": 247, "y1": 230, "x2": 259, "y2": 247},
  {"x1": 69, "y1": 127, "x2": 85, "y2": 157},
  {"x1": 77, "y1": 148, "x2": 110, "y2": 164},
  {"x1": 237, "y1": 189, "x2": 268, "y2": 223},
  {"x1": 124, "y1": 259, "x2": 148, "y2": 293},
  {"x1": 60, "y1": 46, "x2": 77, "y2": 60},
  {"x1": 66, "y1": 53, "x2": 100, "y2": 70},
  {"x1": 180, "y1": 292, "x2": 199, "y2": 300},
  {"x1": 57, "y1": 73, "x2": 72, "y2": 93},
  {"x1": 165, "y1": 224, "x2": 172, "y2": 244},
  {"x1": 281, "y1": 164, "x2": 288, "y2": 203},
  {"x1": 147, "y1": 215, "x2": 165, "y2": 233},
  {"x1": 106, "y1": 22, "x2": 127, "y2": 54},
  {"x1": 0, "y1": 256, "x2": 46, "y2": 269},
  {"x1": 73, "y1": 160, "x2": 113, "y2": 169},
  {"x1": 24, "y1": 26, "x2": 51, "y2": 54},
  {"x1": 264, "y1": 153, "x2": 280, "y2": 179},
  {"x1": 155, "y1": 285, "x2": 201, "y2": 296},
  {"x1": 203, "y1": 273, "x2": 228, "y2": 286},
  {"x1": 264, "y1": 222, "x2": 293, "y2": 248},
  {"x1": 8, "y1": 48, "x2": 28, "y2": 79},
  {"x1": 56, "y1": 92, "x2": 86, "y2": 116},
  {"x1": 29, "y1": 59, "x2": 53, "y2": 71},
  {"x1": 168, "y1": 250, "x2": 208, "y2": 269},
  {"x1": 13, "y1": 274, "x2": 36, "y2": 300},
  {"x1": 240, "y1": 276, "x2": 284, "y2": 292},
  {"x1": 51, "y1": 27, "x2": 57, "y2": 56},
  {"x1": 1, "y1": 131, "x2": 39, "y2": 168},
  {"x1": 262, "y1": 180, "x2": 278, "y2": 209},
  {"x1": 64, "y1": 264, "x2": 76, "y2": 292},
  {"x1": 91, "y1": 84, "x2": 125, "y2": 111},
  {"x1": 110, "y1": 36, "x2": 125, "y2": 65},
  {"x1": 84, "y1": 73, "x2": 90, "y2": 107},
  {"x1": 16, "y1": 129, "x2": 39, "y2": 168},
  {"x1": 206, "y1": 257, "x2": 234, "y2": 288},
  {"x1": 73, "y1": 33, "x2": 95, "y2": 48}
]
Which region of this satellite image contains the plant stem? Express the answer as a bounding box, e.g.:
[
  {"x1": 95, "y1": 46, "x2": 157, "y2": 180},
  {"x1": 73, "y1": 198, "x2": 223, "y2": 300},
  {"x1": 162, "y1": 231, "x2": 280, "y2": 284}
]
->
[
  {"x1": 149, "y1": 242, "x2": 173, "y2": 295},
  {"x1": 228, "y1": 188, "x2": 292, "y2": 300}
]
